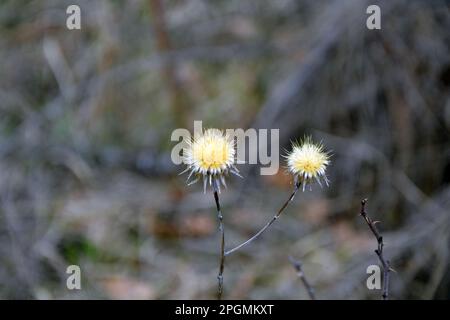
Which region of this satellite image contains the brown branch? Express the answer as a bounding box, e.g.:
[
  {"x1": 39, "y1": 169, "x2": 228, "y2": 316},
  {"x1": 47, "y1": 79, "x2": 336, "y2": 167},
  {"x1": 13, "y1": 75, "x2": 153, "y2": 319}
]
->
[
  {"x1": 148, "y1": 0, "x2": 187, "y2": 127},
  {"x1": 289, "y1": 256, "x2": 316, "y2": 300},
  {"x1": 360, "y1": 199, "x2": 391, "y2": 300}
]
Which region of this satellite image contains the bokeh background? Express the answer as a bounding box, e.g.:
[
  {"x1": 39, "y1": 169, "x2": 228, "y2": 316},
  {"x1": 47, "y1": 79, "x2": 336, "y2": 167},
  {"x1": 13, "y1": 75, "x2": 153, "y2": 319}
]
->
[{"x1": 0, "y1": 0, "x2": 449, "y2": 299}]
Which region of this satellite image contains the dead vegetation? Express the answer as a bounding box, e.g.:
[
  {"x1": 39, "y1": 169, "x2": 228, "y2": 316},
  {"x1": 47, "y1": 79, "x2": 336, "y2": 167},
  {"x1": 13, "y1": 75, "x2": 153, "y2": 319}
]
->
[{"x1": 0, "y1": 0, "x2": 449, "y2": 299}]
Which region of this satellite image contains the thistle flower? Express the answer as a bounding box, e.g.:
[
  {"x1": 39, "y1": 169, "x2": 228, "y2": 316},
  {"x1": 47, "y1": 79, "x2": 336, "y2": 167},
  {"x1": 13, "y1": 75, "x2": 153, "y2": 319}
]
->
[
  {"x1": 182, "y1": 128, "x2": 240, "y2": 193},
  {"x1": 180, "y1": 128, "x2": 241, "y2": 299},
  {"x1": 225, "y1": 136, "x2": 331, "y2": 257},
  {"x1": 286, "y1": 137, "x2": 330, "y2": 191}
]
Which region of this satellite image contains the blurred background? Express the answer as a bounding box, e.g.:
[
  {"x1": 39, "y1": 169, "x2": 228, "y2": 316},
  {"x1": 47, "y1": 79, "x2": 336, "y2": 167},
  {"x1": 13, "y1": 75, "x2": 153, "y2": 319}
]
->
[{"x1": 0, "y1": 0, "x2": 449, "y2": 299}]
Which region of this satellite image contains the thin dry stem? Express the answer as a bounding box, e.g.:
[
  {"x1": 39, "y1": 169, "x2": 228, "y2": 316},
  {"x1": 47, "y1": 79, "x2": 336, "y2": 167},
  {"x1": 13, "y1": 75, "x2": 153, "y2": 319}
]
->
[
  {"x1": 213, "y1": 189, "x2": 225, "y2": 299},
  {"x1": 360, "y1": 199, "x2": 391, "y2": 300},
  {"x1": 289, "y1": 256, "x2": 316, "y2": 300},
  {"x1": 225, "y1": 181, "x2": 301, "y2": 256}
]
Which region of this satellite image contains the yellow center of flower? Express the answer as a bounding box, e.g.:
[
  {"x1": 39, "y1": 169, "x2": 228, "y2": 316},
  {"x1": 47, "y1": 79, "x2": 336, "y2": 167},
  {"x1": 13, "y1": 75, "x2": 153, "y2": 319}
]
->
[
  {"x1": 288, "y1": 142, "x2": 329, "y2": 179},
  {"x1": 189, "y1": 129, "x2": 234, "y2": 173},
  {"x1": 292, "y1": 149, "x2": 323, "y2": 173},
  {"x1": 193, "y1": 138, "x2": 229, "y2": 170}
]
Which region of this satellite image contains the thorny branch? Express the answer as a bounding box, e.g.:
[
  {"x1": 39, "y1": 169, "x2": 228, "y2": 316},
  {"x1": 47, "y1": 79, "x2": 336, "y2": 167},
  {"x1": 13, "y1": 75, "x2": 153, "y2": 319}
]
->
[
  {"x1": 360, "y1": 199, "x2": 391, "y2": 300},
  {"x1": 225, "y1": 181, "x2": 301, "y2": 256},
  {"x1": 289, "y1": 256, "x2": 316, "y2": 300}
]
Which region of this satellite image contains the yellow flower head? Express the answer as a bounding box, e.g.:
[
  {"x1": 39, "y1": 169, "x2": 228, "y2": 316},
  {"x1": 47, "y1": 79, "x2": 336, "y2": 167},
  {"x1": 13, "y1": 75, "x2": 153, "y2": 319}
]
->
[
  {"x1": 182, "y1": 128, "x2": 240, "y2": 193},
  {"x1": 286, "y1": 136, "x2": 330, "y2": 191}
]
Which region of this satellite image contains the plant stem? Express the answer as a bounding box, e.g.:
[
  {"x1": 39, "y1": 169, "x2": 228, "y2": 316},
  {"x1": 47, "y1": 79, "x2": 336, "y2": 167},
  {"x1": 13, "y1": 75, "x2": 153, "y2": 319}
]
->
[
  {"x1": 360, "y1": 199, "x2": 391, "y2": 300},
  {"x1": 213, "y1": 190, "x2": 225, "y2": 300},
  {"x1": 289, "y1": 256, "x2": 316, "y2": 300},
  {"x1": 225, "y1": 181, "x2": 301, "y2": 256}
]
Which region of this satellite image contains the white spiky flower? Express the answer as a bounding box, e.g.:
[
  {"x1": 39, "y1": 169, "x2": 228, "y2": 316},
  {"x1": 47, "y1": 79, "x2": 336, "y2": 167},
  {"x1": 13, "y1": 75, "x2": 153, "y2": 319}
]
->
[
  {"x1": 182, "y1": 128, "x2": 240, "y2": 193},
  {"x1": 286, "y1": 136, "x2": 330, "y2": 191}
]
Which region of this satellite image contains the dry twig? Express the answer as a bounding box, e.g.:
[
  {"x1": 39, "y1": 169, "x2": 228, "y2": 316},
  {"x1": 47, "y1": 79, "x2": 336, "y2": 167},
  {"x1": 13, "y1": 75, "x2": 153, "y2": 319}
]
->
[
  {"x1": 213, "y1": 189, "x2": 225, "y2": 300},
  {"x1": 225, "y1": 181, "x2": 301, "y2": 256},
  {"x1": 289, "y1": 256, "x2": 316, "y2": 300},
  {"x1": 360, "y1": 199, "x2": 391, "y2": 300}
]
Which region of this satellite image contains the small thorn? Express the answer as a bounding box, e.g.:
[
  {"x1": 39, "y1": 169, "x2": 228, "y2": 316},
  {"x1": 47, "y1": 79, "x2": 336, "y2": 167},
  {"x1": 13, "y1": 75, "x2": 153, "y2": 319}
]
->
[
  {"x1": 220, "y1": 175, "x2": 227, "y2": 188},
  {"x1": 185, "y1": 169, "x2": 194, "y2": 183},
  {"x1": 231, "y1": 169, "x2": 243, "y2": 178},
  {"x1": 373, "y1": 220, "x2": 381, "y2": 225},
  {"x1": 179, "y1": 167, "x2": 190, "y2": 176},
  {"x1": 188, "y1": 179, "x2": 199, "y2": 187},
  {"x1": 315, "y1": 176, "x2": 323, "y2": 188}
]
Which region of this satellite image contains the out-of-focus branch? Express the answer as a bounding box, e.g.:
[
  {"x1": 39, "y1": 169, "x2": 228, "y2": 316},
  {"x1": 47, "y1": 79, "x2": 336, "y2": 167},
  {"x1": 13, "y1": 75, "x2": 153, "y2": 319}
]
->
[
  {"x1": 148, "y1": 0, "x2": 187, "y2": 127},
  {"x1": 359, "y1": 199, "x2": 391, "y2": 300},
  {"x1": 289, "y1": 256, "x2": 316, "y2": 300}
]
